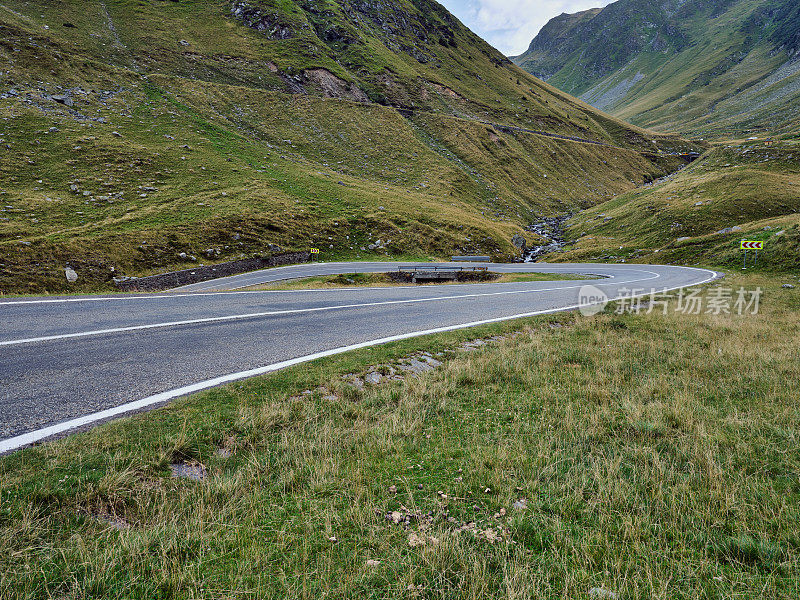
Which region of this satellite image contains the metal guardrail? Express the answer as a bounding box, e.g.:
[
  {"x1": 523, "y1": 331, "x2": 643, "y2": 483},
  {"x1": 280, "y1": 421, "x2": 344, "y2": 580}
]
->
[{"x1": 398, "y1": 266, "x2": 489, "y2": 273}]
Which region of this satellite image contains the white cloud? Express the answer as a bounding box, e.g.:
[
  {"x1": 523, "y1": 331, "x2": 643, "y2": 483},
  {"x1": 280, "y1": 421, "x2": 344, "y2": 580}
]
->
[{"x1": 439, "y1": 0, "x2": 614, "y2": 56}]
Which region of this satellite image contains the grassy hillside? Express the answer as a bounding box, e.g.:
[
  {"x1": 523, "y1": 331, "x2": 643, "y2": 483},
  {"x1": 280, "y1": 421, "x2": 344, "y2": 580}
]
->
[
  {"x1": 0, "y1": 0, "x2": 692, "y2": 294},
  {"x1": 557, "y1": 138, "x2": 800, "y2": 270},
  {"x1": 513, "y1": 0, "x2": 800, "y2": 139}
]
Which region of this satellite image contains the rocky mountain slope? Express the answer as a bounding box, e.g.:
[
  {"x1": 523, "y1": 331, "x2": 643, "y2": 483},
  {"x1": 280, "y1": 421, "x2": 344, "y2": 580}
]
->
[
  {"x1": 513, "y1": 0, "x2": 800, "y2": 138},
  {"x1": 0, "y1": 0, "x2": 694, "y2": 293}
]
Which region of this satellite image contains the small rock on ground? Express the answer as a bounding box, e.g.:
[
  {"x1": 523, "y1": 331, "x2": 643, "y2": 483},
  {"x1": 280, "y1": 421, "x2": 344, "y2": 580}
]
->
[
  {"x1": 589, "y1": 588, "x2": 618, "y2": 599},
  {"x1": 170, "y1": 462, "x2": 206, "y2": 481},
  {"x1": 460, "y1": 339, "x2": 486, "y2": 351},
  {"x1": 343, "y1": 374, "x2": 364, "y2": 389},
  {"x1": 422, "y1": 356, "x2": 442, "y2": 367},
  {"x1": 400, "y1": 359, "x2": 434, "y2": 375},
  {"x1": 365, "y1": 372, "x2": 383, "y2": 385}
]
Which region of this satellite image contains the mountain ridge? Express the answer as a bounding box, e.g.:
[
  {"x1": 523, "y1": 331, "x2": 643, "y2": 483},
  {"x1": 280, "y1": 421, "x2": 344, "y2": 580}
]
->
[{"x1": 513, "y1": 0, "x2": 800, "y2": 138}]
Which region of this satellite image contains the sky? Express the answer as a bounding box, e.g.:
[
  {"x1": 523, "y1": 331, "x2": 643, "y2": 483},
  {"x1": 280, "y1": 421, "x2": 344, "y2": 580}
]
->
[{"x1": 438, "y1": 0, "x2": 614, "y2": 56}]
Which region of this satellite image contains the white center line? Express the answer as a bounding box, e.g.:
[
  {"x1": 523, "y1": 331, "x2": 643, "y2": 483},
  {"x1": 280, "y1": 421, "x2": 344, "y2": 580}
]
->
[{"x1": 0, "y1": 274, "x2": 661, "y2": 347}]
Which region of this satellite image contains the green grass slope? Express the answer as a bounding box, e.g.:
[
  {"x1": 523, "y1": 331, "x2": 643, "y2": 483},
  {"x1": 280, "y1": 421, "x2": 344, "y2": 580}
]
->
[
  {"x1": 557, "y1": 138, "x2": 800, "y2": 270},
  {"x1": 513, "y1": 0, "x2": 800, "y2": 139},
  {"x1": 0, "y1": 0, "x2": 692, "y2": 293}
]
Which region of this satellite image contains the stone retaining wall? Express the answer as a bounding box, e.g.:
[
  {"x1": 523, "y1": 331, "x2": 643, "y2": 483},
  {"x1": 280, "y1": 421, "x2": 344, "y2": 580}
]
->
[{"x1": 114, "y1": 252, "x2": 311, "y2": 292}]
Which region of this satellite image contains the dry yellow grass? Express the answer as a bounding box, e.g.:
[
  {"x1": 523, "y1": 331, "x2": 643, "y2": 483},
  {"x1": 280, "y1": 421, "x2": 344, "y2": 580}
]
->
[{"x1": 0, "y1": 272, "x2": 798, "y2": 598}]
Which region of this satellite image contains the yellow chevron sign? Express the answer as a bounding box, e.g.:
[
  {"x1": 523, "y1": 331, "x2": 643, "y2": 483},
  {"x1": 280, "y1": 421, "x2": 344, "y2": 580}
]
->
[
  {"x1": 310, "y1": 248, "x2": 320, "y2": 254},
  {"x1": 740, "y1": 240, "x2": 764, "y2": 250}
]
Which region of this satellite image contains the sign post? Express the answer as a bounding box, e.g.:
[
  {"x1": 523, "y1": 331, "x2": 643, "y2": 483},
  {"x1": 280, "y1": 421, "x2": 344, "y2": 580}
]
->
[
  {"x1": 740, "y1": 240, "x2": 763, "y2": 269},
  {"x1": 310, "y1": 247, "x2": 320, "y2": 261}
]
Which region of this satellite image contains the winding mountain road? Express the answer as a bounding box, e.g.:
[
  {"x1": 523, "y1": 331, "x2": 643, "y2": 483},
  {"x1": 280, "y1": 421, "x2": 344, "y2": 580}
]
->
[{"x1": 0, "y1": 262, "x2": 720, "y2": 453}]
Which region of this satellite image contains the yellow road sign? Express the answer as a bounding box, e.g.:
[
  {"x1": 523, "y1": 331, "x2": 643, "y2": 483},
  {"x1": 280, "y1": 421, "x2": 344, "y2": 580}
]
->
[
  {"x1": 310, "y1": 248, "x2": 320, "y2": 254},
  {"x1": 740, "y1": 240, "x2": 763, "y2": 250}
]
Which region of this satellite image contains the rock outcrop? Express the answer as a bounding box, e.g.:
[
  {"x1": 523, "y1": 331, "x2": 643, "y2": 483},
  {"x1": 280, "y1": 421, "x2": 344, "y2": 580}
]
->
[{"x1": 303, "y1": 68, "x2": 369, "y2": 102}]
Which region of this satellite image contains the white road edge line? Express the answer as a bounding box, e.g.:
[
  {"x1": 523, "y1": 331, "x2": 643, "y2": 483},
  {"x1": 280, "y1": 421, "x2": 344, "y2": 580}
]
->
[
  {"x1": 0, "y1": 273, "x2": 662, "y2": 347},
  {"x1": 0, "y1": 268, "x2": 720, "y2": 454}
]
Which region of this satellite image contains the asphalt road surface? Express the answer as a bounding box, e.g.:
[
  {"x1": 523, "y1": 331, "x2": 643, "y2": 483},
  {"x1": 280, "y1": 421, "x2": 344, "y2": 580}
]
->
[{"x1": 0, "y1": 262, "x2": 720, "y2": 453}]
